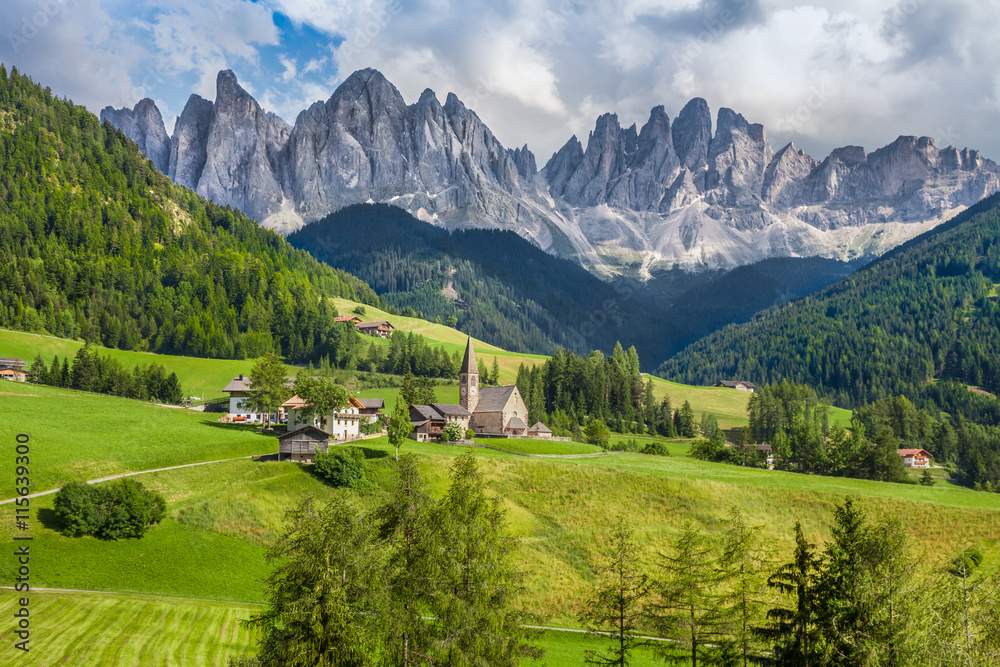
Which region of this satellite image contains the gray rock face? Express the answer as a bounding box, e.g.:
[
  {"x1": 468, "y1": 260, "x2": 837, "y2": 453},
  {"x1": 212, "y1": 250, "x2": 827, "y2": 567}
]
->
[
  {"x1": 168, "y1": 95, "x2": 214, "y2": 190},
  {"x1": 100, "y1": 98, "x2": 171, "y2": 173},
  {"x1": 102, "y1": 68, "x2": 1000, "y2": 275}
]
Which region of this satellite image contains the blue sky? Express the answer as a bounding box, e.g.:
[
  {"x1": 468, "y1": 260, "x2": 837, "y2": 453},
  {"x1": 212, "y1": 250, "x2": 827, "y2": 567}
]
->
[{"x1": 2, "y1": 0, "x2": 1000, "y2": 163}]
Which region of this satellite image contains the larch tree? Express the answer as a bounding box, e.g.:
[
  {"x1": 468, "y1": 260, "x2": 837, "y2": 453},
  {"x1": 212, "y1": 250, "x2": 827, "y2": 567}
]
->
[{"x1": 580, "y1": 515, "x2": 649, "y2": 667}]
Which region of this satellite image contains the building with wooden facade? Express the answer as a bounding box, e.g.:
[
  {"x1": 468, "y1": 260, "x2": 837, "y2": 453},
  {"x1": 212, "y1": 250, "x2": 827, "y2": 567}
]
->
[
  {"x1": 355, "y1": 321, "x2": 395, "y2": 338},
  {"x1": 898, "y1": 448, "x2": 932, "y2": 468},
  {"x1": 277, "y1": 426, "x2": 330, "y2": 463}
]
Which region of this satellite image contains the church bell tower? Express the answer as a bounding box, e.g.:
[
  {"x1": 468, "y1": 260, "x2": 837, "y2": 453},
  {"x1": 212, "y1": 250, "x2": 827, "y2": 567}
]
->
[{"x1": 459, "y1": 336, "x2": 479, "y2": 414}]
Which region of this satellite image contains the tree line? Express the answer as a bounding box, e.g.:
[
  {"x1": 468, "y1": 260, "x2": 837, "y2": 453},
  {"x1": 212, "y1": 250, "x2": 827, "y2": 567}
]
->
[
  {"x1": 583, "y1": 499, "x2": 1000, "y2": 666},
  {"x1": 27, "y1": 344, "x2": 183, "y2": 404},
  {"x1": 692, "y1": 381, "x2": 1000, "y2": 491}
]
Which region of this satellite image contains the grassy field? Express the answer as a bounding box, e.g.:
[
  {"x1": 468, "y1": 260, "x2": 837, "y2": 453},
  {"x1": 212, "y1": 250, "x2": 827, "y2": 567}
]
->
[
  {"x1": 2, "y1": 383, "x2": 275, "y2": 492},
  {"x1": 471, "y1": 438, "x2": 606, "y2": 456},
  {"x1": 331, "y1": 297, "x2": 549, "y2": 384},
  {"x1": 0, "y1": 590, "x2": 262, "y2": 666},
  {"x1": 644, "y1": 374, "x2": 853, "y2": 430},
  {"x1": 0, "y1": 328, "x2": 291, "y2": 402},
  {"x1": 0, "y1": 588, "x2": 668, "y2": 667}
]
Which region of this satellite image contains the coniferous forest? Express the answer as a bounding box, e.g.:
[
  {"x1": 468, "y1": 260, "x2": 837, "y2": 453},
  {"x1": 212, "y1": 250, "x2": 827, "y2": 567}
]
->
[{"x1": 0, "y1": 66, "x2": 386, "y2": 363}]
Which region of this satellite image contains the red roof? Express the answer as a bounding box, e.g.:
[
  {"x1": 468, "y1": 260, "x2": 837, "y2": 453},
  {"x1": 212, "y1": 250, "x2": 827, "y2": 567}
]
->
[{"x1": 897, "y1": 449, "x2": 932, "y2": 458}]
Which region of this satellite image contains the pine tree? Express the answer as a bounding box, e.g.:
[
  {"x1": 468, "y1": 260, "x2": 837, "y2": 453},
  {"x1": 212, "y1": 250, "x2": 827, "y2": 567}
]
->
[
  {"x1": 580, "y1": 516, "x2": 648, "y2": 667},
  {"x1": 245, "y1": 499, "x2": 389, "y2": 666},
  {"x1": 427, "y1": 453, "x2": 540, "y2": 664},
  {"x1": 757, "y1": 522, "x2": 824, "y2": 666},
  {"x1": 648, "y1": 521, "x2": 724, "y2": 666},
  {"x1": 719, "y1": 505, "x2": 769, "y2": 667}
]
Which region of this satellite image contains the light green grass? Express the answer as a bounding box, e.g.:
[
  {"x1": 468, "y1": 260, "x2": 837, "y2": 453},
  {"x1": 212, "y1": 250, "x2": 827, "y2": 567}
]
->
[
  {"x1": 472, "y1": 438, "x2": 605, "y2": 456},
  {"x1": 2, "y1": 383, "x2": 275, "y2": 492},
  {"x1": 0, "y1": 590, "x2": 261, "y2": 666},
  {"x1": 332, "y1": 297, "x2": 548, "y2": 384},
  {"x1": 0, "y1": 328, "x2": 298, "y2": 402},
  {"x1": 355, "y1": 385, "x2": 460, "y2": 413}
]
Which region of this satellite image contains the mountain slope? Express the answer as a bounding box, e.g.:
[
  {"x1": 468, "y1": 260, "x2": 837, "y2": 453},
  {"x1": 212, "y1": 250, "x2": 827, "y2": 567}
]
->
[
  {"x1": 288, "y1": 203, "x2": 861, "y2": 365},
  {"x1": 658, "y1": 192, "x2": 1000, "y2": 411},
  {"x1": 0, "y1": 65, "x2": 383, "y2": 363},
  {"x1": 103, "y1": 69, "x2": 1000, "y2": 275}
]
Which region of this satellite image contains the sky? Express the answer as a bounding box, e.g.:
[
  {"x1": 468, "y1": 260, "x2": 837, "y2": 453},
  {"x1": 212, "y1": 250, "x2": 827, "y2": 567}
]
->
[{"x1": 2, "y1": 0, "x2": 999, "y2": 164}]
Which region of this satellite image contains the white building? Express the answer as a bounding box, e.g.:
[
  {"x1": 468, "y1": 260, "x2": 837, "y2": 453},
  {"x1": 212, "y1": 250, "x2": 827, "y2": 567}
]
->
[
  {"x1": 283, "y1": 394, "x2": 366, "y2": 441},
  {"x1": 222, "y1": 373, "x2": 294, "y2": 423}
]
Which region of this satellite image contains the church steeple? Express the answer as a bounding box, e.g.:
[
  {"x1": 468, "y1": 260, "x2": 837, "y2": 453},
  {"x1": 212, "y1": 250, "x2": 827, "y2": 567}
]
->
[{"x1": 459, "y1": 336, "x2": 479, "y2": 413}]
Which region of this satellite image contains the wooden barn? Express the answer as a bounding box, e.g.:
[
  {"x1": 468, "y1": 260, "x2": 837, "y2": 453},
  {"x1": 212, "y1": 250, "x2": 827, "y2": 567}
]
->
[{"x1": 278, "y1": 426, "x2": 330, "y2": 464}]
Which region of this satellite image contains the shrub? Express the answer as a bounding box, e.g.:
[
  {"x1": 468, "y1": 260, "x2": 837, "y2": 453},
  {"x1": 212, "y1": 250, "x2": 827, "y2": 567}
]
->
[
  {"x1": 441, "y1": 421, "x2": 464, "y2": 442},
  {"x1": 610, "y1": 438, "x2": 641, "y2": 452},
  {"x1": 465, "y1": 428, "x2": 476, "y2": 440},
  {"x1": 584, "y1": 419, "x2": 610, "y2": 447},
  {"x1": 315, "y1": 447, "x2": 367, "y2": 488},
  {"x1": 641, "y1": 441, "x2": 670, "y2": 456},
  {"x1": 54, "y1": 479, "x2": 165, "y2": 539},
  {"x1": 53, "y1": 482, "x2": 102, "y2": 536},
  {"x1": 690, "y1": 438, "x2": 726, "y2": 462}
]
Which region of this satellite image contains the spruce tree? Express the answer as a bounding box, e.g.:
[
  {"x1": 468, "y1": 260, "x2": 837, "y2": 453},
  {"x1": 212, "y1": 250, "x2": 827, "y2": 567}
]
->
[
  {"x1": 757, "y1": 522, "x2": 824, "y2": 666},
  {"x1": 719, "y1": 505, "x2": 769, "y2": 667},
  {"x1": 581, "y1": 516, "x2": 648, "y2": 667}
]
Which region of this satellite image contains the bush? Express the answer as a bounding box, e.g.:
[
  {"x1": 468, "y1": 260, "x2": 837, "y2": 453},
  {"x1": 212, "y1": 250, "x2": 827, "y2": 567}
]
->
[
  {"x1": 441, "y1": 421, "x2": 464, "y2": 442},
  {"x1": 641, "y1": 441, "x2": 670, "y2": 456},
  {"x1": 690, "y1": 438, "x2": 726, "y2": 462},
  {"x1": 53, "y1": 482, "x2": 102, "y2": 536},
  {"x1": 315, "y1": 447, "x2": 367, "y2": 488},
  {"x1": 54, "y1": 479, "x2": 165, "y2": 539},
  {"x1": 584, "y1": 419, "x2": 610, "y2": 447},
  {"x1": 465, "y1": 428, "x2": 476, "y2": 440},
  {"x1": 610, "y1": 438, "x2": 641, "y2": 452}
]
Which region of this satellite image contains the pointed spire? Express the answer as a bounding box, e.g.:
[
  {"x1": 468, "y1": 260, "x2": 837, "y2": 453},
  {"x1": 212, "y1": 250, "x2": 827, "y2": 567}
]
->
[{"x1": 460, "y1": 336, "x2": 478, "y2": 375}]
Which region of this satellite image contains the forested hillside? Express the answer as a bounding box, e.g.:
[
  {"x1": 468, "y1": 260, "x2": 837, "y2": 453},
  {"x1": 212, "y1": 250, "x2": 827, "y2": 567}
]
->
[
  {"x1": 0, "y1": 66, "x2": 385, "y2": 363},
  {"x1": 659, "y1": 192, "x2": 1000, "y2": 409},
  {"x1": 289, "y1": 204, "x2": 860, "y2": 364}
]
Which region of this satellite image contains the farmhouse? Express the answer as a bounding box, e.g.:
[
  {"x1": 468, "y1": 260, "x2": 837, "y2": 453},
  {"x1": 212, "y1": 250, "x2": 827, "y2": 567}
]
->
[
  {"x1": 409, "y1": 403, "x2": 472, "y2": 442},
  {"x1": 898, "y1": 448, "x2": 932, "y2": 469},
  {"x1": 0, "y1": 357, "x2": 28, "y2": 382},
  {"x1": 334, "y1": 315, "x2": 362, "y2": 325},
  {"x1": 277, "y1": 426, "x2": 329, "y2": 463},
  {"x1": 355, "y1": 320, "x2": 395, "y2": 338},
  {"x1": 715, "y1": 380, "x2": 757, "y2": 392},
  {"x1": 283, "y1": 394, "x2": 367, "y2": 441},
  {"x1": 222, "y1": 374, "x2": 295, "y2": 423},
  {"x1": 357, "y1": 398, "x2": 385, "y2": 424}
]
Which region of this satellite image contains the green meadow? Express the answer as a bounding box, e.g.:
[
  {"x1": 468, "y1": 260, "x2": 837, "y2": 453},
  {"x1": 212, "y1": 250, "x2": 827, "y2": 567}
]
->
[{"x1": 2, "y1": 383, "x2": 274, "y2": 492}]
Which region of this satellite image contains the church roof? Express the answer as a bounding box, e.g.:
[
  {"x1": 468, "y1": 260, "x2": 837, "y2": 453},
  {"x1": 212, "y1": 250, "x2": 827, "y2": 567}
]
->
[
  {"x1": 460, "y1": 336, "x2": 478, "y2": 375},
  {"x1": 528, "y1": 422, "x2": 552, "y2": 433},
  {"x1": 475, "y1": 386, "x2": 516, "y2": 412},
  {"x1": 431, "y1": 403, "x2": 472, "y2": 417},
  {"x1": 507, "y1": 417, "x2": 527, "y2": 431}
]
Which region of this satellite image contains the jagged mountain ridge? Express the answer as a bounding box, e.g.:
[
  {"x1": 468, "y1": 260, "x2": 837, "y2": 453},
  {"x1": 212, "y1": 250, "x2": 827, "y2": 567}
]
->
[{"x1": 102, "y1": 68, "x2": 1000, "y2": 275}]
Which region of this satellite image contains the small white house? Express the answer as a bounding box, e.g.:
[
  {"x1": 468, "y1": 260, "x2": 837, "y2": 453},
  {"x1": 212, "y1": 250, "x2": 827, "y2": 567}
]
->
[
  {"x1": 283, "y1": 395, "x2": 366, "y2": 441},
  {"x1": 898, "y1": 448, "x2": 932, "y2": 469},
  {"x1": 222, "y1": 373, "x2": 294, "y2": 423}
]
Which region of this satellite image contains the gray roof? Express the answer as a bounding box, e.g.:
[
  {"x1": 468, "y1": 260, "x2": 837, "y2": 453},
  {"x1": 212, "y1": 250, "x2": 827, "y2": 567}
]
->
[
  {"x1": 358, "y1": 398, "x2": 384, "y2": 409},
  {"x1": 528, "y1": 422, "x2": 552, "y2": 433},
  {"x1": 460, "y1": 336, "x2": 478, "y2": 375},
  {"x1": 717, "y1": 380, "x2": 757, "y2": 389},
  {"x1": 410, "y1": 404, "x2": 441, "y2": 420},
  {"x1": 0, "y1": 358, "x2": 26, "y2": 369},
  {"x1": 356, "y1": 321, "x2": 393, "y2": 329},
  {"x1": 432, "y1": 402, "x2": 471, "y2": 417},
  {"x1": 475, "y1": 386, "x2": 516, "y2": 412},
  {"x1": 507, "y1": 417, "x2": 527, "y2": 431},
  {"x1": 278, "y1": 426, "x2": 329, "y2": 442},
  {"x1": 223, "y1": 374, "x2": 295, "y2": 392}
]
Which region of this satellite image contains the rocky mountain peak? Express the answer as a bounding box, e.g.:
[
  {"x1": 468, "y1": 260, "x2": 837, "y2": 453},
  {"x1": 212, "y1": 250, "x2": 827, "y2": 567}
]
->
[
  {"x1": 672, "y1": 97, "x2": 712, "y2": 170},
  {"x1": 100, "y1": 97, "x2": 171, "y2": 173}
]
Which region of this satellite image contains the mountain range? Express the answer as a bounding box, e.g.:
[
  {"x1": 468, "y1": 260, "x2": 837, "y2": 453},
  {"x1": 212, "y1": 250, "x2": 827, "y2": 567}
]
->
[{"x1": 102, "y1": 68, "x2": 1000, "y2": 276}]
